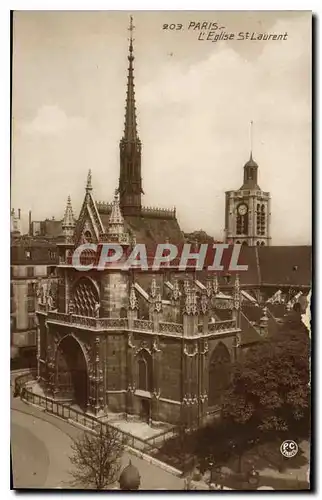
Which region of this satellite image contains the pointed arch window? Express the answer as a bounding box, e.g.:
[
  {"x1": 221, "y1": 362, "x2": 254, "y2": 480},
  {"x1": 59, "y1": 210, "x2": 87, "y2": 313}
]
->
[
  {"x1": 260, "y1": 204, "x2": 266, "y2": 236},
  {"x1": 208, "y1": 342, "x2": 231, "y2": 407},
  {"x1": 84, "y1": 230, "x2": 92, "y2": 243},
  {"x1": 137, "y1": 350, "x2": 153, "y2": 392},
  {"x1": 72, "y1": 277, "x2": 99, "y2": 317}
]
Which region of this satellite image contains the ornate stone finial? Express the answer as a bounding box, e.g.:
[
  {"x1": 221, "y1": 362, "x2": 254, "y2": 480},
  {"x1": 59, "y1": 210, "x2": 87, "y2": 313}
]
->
[
  {"x1": 62, "y1": 195, "x2": 75, "y2": 232},
  {"x1": 260, "y1": 306, "x2": 269, "y2": 336},
  {"x1": 172, "y1": 279, "x2": 180, "y2": 301},
  {"x1": 234, "y1": 273, "x2": 241, "y2": 310},
  {"x1": 150, "y1": 277, "x2": 157, "y2": 299},
  {"x1": 261, "y1": 306, "x2": 268, "y2": 322},
  {"x1": 154, "y1": 292, "x2": 162, "y2": 313},
  {"x1": 129, "y1": 284, "x2": 138, "y2": 310},
  {"x1": 184, "y1": 286, "x2": 198, "y2": 315},
  {"x1": 108, "y1": 190, "x2": 124, "y2": 233},
  {"x1": 183, "y1": 277, "x2": 190, "y2": 295},
  {"x1": 200, "y1": 293, "x2": 208, "y2": 315},
  {"x1": 86, "y1": 169, "x2": 92, "y2": 191},
  {"x1": 212, "y1": 274, "x2": 219, "y2": 295},
  {"x1": 206, "y1": 277, "x2": 213, "y2": 298}
]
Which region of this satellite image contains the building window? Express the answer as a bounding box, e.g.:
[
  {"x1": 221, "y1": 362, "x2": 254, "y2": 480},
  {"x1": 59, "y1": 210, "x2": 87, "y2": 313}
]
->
[
  {"x1": 25, "y1": 250, "x2": 31, "y2": 259},
  {"x1": 72, "y1": 277, "x2": 99, "y2": 317},
  {"x1": 260, "y1": 204, "x2": 266, "y2": 236},
  {"x1": 49, "y1": 250, "x2": 56, "y2": 260},
  {"x1": 137, "y1": 350, "x2": 153, "y2": 392},
  {"x1": 28, "y1": 297, "x2": 35, "y2": 312},
  {"x1": 28, "y1": 283, "x2": 35, "y2": 296},
  {"x1": 208, "y1": 342, "x2": 231, "y2": 407},
  {"x1": 27, "y1": 267, "x2": 34, "y2": 277},
  {"x1": 84, "y1": 231, "x2": 92, "y2": 243}
]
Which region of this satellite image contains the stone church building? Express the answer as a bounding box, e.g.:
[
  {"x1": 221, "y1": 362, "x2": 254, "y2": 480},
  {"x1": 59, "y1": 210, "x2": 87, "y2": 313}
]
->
[
  {"x1": 35, "y1": 22, "x2": 245, "y2": 428},
  {"x1": 35, "y1": 19, "x2": 310, "y2": 429}
]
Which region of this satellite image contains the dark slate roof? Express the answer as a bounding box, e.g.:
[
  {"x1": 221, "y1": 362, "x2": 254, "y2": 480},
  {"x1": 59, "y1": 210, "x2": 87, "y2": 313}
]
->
[
  {"x1": 244, "y1": 155, "x2": 258, "y2": 168},
  {"x1": 125, "y1": 215, "x2": 184, "y2": 245},
  {"x1": 241, "y1": 304, "x2": 262, "y2": 324},
  {"x1": 239, "y1": 311, "x2": 263, "y2": 346},
  {"x1": 257, "y1": 246, "x2": 312, "y2": 287},
  {"x1": 267, "y1": 303, "x2": 287, "y2": 319},
  {"x1": 98, "y1": 210, "x2": 184, "y2": 245}
]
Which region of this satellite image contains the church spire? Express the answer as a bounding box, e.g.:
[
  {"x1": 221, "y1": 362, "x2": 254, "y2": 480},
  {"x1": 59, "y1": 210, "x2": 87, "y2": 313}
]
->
[
  {"x1": 62, "y1": 195, "x2": 75, "y2": 242},
  {"x1": 240, "y1": 121, "x2": 260, "y2": 190},
  {"x1": 123, "y1": 16, "x2": 139, "y2": 142},
  {"x1": 119, "y1": 16, "x2": 143, "y2": 217}
]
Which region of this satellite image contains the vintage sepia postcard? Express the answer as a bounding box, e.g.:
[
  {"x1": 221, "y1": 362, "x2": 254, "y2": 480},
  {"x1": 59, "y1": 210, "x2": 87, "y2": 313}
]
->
[{"x1": 10, "y1": 10, "x2": 312, "y2": 491}]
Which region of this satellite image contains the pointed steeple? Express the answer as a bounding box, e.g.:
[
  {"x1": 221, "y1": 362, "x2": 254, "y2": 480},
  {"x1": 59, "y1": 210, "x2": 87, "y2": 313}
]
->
[
  {"x1": 123, "y1": 15, "x2": 139, "y2": 143},
  {"x1": 63, "y1": 196, "x2": 75, "y2": 228},
  {"x1": 129, "y1": 284, "x2": 138, "y2": 310},
  {"x1": 108, "y1": 189, "x2": 125, "y2": 237},
  {"x1": 240, "y1": 121, "x2": 260, "y2": 189},
  {"x1": 119, "y1": 16, "x2": 143, "y2": 217},
  {"x1": 62, "y1": 195, "x2": 75, "y2": 242},
  {"x1": 86, "y1": 169, "x2": 92, "y2": 192}
]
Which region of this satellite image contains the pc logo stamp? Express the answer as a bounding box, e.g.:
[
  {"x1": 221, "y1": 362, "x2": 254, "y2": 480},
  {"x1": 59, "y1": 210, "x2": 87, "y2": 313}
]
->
[{"x1": 280, "y1": 440, "x2": 298, "y2": 458}]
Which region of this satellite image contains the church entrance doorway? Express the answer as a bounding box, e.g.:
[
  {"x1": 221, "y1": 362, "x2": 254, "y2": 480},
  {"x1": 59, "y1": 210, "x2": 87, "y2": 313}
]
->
[
  {"x1": 55, "y1": 335, "x2": 88, "y2": 410},
  {"x1": 140, "y1": 399, "x2": 151, "y2": 423}
]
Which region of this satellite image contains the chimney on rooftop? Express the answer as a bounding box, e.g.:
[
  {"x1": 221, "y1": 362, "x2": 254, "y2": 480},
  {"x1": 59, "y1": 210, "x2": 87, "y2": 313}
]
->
[{"x1": 29, "y1": 210, "x2": 32, "y2": 236}]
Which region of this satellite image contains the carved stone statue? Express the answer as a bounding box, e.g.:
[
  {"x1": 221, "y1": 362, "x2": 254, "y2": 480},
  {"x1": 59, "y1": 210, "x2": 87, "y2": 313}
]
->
[{"x1": 94, "y1": 301, "x2": 100, "y2": 318}]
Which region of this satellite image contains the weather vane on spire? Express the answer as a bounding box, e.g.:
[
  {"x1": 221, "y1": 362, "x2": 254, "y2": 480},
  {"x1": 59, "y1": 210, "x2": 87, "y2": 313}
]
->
[{"x1": 250, "y1": 120, "x2": 254, "y2": 158}]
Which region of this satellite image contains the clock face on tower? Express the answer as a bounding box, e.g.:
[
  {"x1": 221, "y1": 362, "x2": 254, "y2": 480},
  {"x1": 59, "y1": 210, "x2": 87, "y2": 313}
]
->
[{"x1": 238, "y1": 203, "x2": 248, "y2": 216}]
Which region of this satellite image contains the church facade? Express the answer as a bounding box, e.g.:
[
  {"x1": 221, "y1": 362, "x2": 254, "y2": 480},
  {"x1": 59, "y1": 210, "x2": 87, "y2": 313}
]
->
[{"x1": 35, "y1": 20, "x2": 242, "y2": 428}]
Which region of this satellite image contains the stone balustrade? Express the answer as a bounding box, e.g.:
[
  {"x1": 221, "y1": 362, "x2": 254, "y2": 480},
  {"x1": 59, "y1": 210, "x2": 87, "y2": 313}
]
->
[
  {"x1": 43, "y1": 311, "x2": 236, "y2": 336},
  {"x1": 159, "y1": 322, "x2": 184, "y2": 334},
  {"x1": 133, "y1": 319, "x2": 154, "y2": 331},
  {"x1": 208, "y1": 320, "x2": 236, "y2": 332}
]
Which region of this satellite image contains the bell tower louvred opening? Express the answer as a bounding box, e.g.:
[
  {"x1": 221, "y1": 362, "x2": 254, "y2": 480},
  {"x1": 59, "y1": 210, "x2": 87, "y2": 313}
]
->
[{"x1": 119, "y1": 16, "x2": 143, "y2": 217}]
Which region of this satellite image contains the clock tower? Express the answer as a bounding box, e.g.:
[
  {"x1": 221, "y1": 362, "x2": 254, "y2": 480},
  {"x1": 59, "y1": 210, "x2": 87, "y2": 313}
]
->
[{"x1": 224, "y1": 151, "x2": 271, "y2": 246}]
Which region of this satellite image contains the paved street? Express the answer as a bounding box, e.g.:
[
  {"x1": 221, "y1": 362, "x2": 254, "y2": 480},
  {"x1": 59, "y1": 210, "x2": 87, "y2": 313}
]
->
[{"x1": 11, "y1": 394, "x2": 184, "y2": 490}]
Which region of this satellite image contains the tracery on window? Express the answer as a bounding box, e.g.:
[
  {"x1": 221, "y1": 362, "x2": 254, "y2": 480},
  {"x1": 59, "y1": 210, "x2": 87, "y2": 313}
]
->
[{"x1": 137, "y1": 349, "x2": 153, "y2": 392}]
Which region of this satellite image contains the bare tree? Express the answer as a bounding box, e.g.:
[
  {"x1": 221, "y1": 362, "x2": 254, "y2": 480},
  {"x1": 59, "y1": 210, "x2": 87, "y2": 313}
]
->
[{"x1": 69, "y1": 424, "x2": 125, "y2": 490}]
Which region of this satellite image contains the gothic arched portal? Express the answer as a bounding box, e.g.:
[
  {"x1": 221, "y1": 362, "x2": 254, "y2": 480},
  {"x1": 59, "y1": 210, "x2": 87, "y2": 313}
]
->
[
  {"x1": 55, "y1": 335, "x2": 89, "y2": 410},
  {"x1": 208, "y1": 342, "x2": 231, "y2": 407}
]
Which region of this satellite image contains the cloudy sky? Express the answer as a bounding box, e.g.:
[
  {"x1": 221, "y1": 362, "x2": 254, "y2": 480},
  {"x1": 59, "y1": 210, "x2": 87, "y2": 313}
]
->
[{"x1": 11, "y1": 10, "x2": 311, "y2": 243}]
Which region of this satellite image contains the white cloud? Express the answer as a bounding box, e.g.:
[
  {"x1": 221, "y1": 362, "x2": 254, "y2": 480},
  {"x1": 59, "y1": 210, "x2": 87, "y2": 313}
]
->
[{"x1": 19, "y1": 105, "x2": 87, "y2": 135}]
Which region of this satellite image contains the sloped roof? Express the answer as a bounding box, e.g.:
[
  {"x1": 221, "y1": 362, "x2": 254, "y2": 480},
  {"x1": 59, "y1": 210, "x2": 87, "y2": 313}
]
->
[
  {"x1": 98, "y1": 208, "x2": 184, "y2": 245},
  {"x1": 257, "y1": 246, "x2": 311, "y2": 287},
  {"x1": 241, "y1": 304, "x2": 262, "y2": 324},
  {"x1": 239, "y1": 311, "x2": 263, "y2": 346}
]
